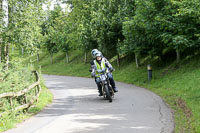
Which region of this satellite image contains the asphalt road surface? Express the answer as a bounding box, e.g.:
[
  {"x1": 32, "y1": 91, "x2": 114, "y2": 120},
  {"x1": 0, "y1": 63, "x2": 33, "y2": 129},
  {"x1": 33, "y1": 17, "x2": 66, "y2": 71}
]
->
[{"x1": 4, "y1": 75, "x2": 174, "y2": 133}]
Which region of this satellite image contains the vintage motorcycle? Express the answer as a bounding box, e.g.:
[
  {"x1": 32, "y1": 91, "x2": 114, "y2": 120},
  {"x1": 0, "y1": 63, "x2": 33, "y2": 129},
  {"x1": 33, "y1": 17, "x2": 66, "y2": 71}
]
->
[{"x1": 96, "y1": 69, "x2": 114, "y2": 102}]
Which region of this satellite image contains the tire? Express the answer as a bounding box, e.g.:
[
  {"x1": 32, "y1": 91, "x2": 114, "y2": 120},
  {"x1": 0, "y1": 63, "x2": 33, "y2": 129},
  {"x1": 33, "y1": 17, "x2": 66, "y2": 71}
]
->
[
  {"x1": 104, "y1": 85, "x2": 112, "y2": 102},
  {"x1": 109, "y1": 86, "x2": 114, "y2": 97}
]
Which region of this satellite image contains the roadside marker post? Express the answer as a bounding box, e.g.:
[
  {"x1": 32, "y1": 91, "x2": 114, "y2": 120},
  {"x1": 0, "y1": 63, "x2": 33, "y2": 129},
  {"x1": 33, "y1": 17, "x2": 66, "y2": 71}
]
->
[{"x1": 147, "y1": 64, "x2": 152, "y2": 81}]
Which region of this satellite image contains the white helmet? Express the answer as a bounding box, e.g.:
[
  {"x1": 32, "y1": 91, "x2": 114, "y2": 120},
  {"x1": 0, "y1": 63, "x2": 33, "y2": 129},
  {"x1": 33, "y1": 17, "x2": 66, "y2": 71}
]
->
[
  {"x1": 95, "y1": 51, "x2": 103, "y2": 57},
  {"x1": 96, "y1": 52, "x2": 102, "y2": 61},
  {"x1": 91, "y1": 49, "x2": 99, "y2": 59}
]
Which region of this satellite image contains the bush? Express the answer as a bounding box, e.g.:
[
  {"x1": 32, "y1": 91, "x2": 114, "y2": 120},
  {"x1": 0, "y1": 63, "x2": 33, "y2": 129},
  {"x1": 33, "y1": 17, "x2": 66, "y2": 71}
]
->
[
  {"x1": 0, "y1": 63, "x2": 36, "y2": 113},
  {"x1": 0, "y1": 63, "x2": 35, "y2": 94}
]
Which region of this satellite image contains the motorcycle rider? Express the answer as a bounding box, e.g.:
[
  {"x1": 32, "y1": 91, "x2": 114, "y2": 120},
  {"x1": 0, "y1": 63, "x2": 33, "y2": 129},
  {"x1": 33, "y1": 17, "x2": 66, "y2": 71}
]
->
[
  {"x1": 90, "y1": 49, "x2": 101, "y2": 72},
  {"x1": 91, "y1": 50, "x2": 118, "y2": 96}
]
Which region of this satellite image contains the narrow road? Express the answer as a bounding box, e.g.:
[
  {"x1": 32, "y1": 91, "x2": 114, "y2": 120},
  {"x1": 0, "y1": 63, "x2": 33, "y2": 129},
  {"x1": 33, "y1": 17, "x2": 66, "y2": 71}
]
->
[{"x1": 4, "y1": 75, "x2": 174, "y2": 133}]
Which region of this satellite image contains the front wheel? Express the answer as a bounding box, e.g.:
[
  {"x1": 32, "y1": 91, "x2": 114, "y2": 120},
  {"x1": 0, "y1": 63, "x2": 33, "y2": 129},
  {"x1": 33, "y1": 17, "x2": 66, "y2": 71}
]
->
[{"x1": 104, "y1": 85, "x2": 112, "y2": 102}]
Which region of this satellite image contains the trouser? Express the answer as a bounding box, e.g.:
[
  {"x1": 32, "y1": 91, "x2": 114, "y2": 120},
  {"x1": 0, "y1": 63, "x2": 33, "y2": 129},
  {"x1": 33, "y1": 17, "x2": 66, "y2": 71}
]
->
[{"x1": 95, "y1": 73, "x2": 116, "y2": 93}]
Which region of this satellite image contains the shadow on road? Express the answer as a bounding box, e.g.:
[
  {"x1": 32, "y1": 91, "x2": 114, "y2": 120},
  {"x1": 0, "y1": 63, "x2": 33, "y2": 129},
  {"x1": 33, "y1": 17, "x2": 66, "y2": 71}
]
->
[{"x1": 36, "y1": 92, "x2": 153, "y2": 133}]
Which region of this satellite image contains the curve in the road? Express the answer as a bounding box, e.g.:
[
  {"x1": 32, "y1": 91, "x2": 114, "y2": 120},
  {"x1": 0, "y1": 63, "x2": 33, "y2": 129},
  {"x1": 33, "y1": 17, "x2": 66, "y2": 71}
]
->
[{"x1": 4, "y1": 75, "x2": 174, "y2": 133}]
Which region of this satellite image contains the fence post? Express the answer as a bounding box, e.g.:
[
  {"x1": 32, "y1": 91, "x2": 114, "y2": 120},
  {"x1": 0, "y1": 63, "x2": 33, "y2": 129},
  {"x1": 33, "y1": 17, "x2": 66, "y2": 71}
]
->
[
  {"x1": 33, "y1": 70, "x2": 40, "y2": 103},
  {"x1": 24, "y1": 95, "x2": 28, "y2": 104},
  {"x1": 9, "y1": 97, "x2": 14, "y2": 110}
]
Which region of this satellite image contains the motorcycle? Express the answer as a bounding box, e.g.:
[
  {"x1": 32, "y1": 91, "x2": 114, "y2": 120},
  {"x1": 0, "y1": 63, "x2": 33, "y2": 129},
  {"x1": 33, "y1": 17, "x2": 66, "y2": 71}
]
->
[{"x1": 96, "y1": 69, "x2": 114, "y2": 102}]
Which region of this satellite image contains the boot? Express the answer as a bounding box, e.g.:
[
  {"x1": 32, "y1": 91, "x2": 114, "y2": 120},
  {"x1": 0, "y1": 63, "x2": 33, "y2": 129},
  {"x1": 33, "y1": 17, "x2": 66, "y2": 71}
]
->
[
  {"x1": 98, "y1": 91, "x2": 103, "y2": 96},
  {"x1": 98, "y1": 87, "x2": 103, "y2": 96},
  {"x1": 113, "y1": 87, "x2": 118, "y2": 93}
]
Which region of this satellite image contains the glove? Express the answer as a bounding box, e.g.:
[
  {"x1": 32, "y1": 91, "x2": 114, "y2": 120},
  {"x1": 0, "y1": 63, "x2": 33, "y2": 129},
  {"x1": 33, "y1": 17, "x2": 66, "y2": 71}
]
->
[
  {"x1": 109, "y1": 67, "x2": 114, "y2": 72},
  {"x1": 97, "y1": 69, "x2": 103, "y2": 73},
  {"x1": 97, "y1": 69, "x2": 106, "y2": 73},
  {"x1": 102, "y1": 68, "x2": 106, "y2": 72},
  {"x1": 91, "y1": 72, "x2": 95, "y2": 77}
]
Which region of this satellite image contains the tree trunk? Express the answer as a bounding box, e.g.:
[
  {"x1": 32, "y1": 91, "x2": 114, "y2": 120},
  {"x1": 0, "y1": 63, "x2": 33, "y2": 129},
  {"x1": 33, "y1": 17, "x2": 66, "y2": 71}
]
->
[
  {"x1": 0, "y1": 45, "x2": 1, "y2": 63},
  {"x1": 65, "y1": 52, "x2": 69, "y2": 63},
  {"x1": 0, "y1": 1, "x2": 1, "y2": 63},
  {"x1": 0, "y1": 41, "x2": 2, "y2": 64},
  {"x1": 2, "y1": 0, "x2": 9, "y2": 69},
  {"x1": 22, "y1": 47, "x2": 24, "y2": 57},
  {"x1": 135, "y1": 53, "x2": 139, "y2": 68},
  {"x1": 50, "y1": 53, "x2": 53, "y2": 64},
  {"x1": 117, "y1": 54, "x2": 120, "y2": 67},
  {"x1": 12, "y1": 45, "x2": 14, "y2": 53},
  {"x1": 5, "y1": 44, "x2": 9, "y2": 70},
  {"x1": 37, "y1": 53, "x2": 39, "y2": 62},
  {"x1": 3, "y1": 0, "x2": 8, "y2": 27},
  {"x1": 84, "y1": 51, "x2": 87, "y2": 63},
  {"x1": 176, "y1": 49, "x2": 180, "y2": 63},
  {"x1": 0, "y1": 0, "x2": 2, "y2": 11},
  {"x1": 4, "y1": 44, "x2": 6, "y2": 60},
  {"x1": 0, "y1": 44, "x2": 4, "y2": 64}
]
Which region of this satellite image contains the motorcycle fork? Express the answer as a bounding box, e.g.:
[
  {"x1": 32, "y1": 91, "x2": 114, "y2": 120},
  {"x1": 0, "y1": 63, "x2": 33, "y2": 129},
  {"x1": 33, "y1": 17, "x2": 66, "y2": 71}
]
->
[
  {"x1": 101, "y1": 83, "x2": 106, "y2": 98},
  {"x1": 107, "y1": 79, "x2": 114, "y2": 97}
]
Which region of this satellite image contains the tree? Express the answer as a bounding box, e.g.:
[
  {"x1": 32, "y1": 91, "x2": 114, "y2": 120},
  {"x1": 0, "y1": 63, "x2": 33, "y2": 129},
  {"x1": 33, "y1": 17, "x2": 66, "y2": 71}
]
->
[
  {"x1": 1, "y1": 0, "x2": 46, "y2": 67},
  {"x1": 43, "y1": 5, "x2": 63, "y2": 64},
  {"x1": 0, "y1": 0, "x2": 3, "y2": 63},
  {"x1": 42, "y1": 0, "x2": 200, "y2": 67},
  {"x1": 69, "y1": 0, "x2": 96, "y2": 63},
  {"x1": 53, "y1": 9, "x2": 72, "y2": 63}
]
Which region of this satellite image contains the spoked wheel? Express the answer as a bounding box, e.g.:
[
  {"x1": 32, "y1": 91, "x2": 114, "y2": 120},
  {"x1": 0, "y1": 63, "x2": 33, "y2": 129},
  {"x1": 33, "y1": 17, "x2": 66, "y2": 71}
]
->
[{"x1": 104, "y1": 85, "x2": 112, "y2": 102}]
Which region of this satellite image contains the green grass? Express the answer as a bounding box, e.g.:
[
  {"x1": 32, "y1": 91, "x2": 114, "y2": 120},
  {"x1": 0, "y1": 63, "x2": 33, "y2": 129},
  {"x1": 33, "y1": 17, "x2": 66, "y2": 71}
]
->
[
  {"x1": 28, "y1": 81, "x2": 53, "y2": 114},
  {"x1": 111, "y1": 55, "x2": 200, "y2": 132},
  {"x1": 113, "y1": 60, "x2": 200, "y2": 132},
  {"x1": 28, "y1": 50, "x2": 200, "y2": 133},
  {"x1": 27, "y1": 50, "x2": 91, "y2": 77}
]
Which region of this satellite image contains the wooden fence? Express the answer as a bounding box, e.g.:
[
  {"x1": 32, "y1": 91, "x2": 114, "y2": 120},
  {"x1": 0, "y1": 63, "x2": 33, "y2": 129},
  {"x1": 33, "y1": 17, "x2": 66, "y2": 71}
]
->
[{"x1": 0, "y1": 71, "x2": 41, "y2": 117}]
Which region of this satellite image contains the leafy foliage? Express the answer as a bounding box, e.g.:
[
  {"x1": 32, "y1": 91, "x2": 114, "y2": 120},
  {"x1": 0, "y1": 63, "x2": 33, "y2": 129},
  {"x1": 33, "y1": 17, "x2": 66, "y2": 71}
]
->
[
  {"x1": 1, "y1": 0, "x2": 200, "y2": 132},
  {"x1": 0, "y1": 63, "x2": 35, "y2": 94}
]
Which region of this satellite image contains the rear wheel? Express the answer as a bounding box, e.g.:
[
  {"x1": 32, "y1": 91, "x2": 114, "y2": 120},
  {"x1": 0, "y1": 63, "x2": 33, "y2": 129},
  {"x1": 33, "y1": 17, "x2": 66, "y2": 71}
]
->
[{"x1": 104, "y1": 85, "x2": 112, "y2": 102}]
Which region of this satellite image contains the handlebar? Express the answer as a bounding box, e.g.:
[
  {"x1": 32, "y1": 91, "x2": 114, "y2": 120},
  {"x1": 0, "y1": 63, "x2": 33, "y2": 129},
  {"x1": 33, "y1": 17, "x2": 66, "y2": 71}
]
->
[
  {"x1": 90, "y1": 68, "x2": 114, "y2": 77},
  {"x1": 95, "y1": 70, "x2": 110, "y2": 77}
]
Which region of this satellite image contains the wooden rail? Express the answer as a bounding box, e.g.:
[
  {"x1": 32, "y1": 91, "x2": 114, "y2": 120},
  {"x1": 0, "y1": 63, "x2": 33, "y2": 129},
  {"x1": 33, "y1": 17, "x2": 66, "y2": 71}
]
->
[{"x1": 0, "y1": 71, "x2": 41, "y2": 117}]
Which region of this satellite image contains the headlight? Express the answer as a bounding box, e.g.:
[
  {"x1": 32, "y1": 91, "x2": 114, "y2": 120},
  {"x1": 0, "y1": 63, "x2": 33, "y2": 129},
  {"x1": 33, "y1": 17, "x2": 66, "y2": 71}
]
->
[{"x1": 100, "y1": 75, "x2": 106, "y2": 81}]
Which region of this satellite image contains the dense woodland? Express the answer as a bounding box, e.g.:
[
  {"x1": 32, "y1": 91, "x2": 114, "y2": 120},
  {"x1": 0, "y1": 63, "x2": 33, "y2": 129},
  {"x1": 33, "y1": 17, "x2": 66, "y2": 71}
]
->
[{"x1": 0, "y1": 0, "x2": 200, "y2": 67}]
